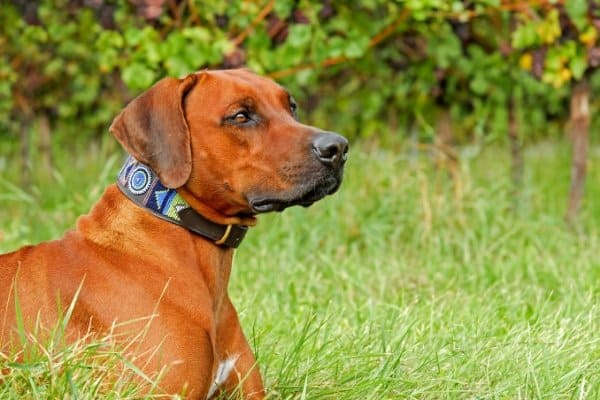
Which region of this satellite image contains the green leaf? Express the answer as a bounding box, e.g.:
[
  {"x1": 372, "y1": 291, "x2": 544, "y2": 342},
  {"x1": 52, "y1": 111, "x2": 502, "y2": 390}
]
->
[
  {"x1": 512, "y1": 22, "x2": 538, "y2": 49},
  {"x1": 569, "y1": 53, "x2": 587, "y2": 80},
  {"x1": 344, "y1": 36, "x2": 370, "y2": 59},
  {"x1": 470, "y1": 74, "x2": 489, "y2": 95},
  {"x1": 287, "y1": 25, "x2": 312, "y2": 48},
  {"x1": 121, "y1": 63, "x2": 157, "y2": 90},
  {"x1": 565, "y1": 0, "x2": 589, "y2": 31}
]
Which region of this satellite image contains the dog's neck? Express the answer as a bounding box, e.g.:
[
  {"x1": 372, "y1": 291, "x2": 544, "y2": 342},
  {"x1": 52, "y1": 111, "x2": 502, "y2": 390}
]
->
[{"x1": 116, "y1": 155, "x2": 248, "y2": 248}]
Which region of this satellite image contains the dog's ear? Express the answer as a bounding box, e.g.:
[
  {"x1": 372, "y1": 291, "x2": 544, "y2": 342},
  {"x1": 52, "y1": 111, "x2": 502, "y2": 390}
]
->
[{"x1": 110, "y1": 74, "x2": 198, "y2": 188}]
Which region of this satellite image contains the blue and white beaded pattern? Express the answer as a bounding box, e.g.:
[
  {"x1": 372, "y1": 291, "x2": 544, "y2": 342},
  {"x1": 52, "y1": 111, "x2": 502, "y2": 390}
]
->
[
  {"x1": 118, "y1": 156, "x2": 188, "y2": 223},
  {"x1": 128, "y1": 164, "x2": 152, "y2": 195}
]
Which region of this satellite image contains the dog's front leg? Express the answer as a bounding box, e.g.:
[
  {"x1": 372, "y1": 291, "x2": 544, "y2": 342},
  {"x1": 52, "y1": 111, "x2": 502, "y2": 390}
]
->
[{"x1": 210, "y1": 296, "x2": 265, "y2": 400}]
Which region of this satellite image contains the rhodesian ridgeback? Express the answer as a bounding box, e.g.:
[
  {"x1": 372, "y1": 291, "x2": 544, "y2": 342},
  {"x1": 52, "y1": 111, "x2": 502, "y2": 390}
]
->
[{"x1": 0, "y1": 69, "x2": 348, "y2": 399}]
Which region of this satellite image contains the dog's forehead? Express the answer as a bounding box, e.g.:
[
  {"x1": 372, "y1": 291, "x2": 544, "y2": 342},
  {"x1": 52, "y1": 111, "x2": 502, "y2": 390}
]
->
[{"x1": 198, "y1": 69, "x2": 289, "y2": 104}]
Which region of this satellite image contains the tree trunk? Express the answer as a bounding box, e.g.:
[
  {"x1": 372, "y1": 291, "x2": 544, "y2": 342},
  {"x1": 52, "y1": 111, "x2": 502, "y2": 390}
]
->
[
  {"x1": 434, "y1": 108, "x2": 462, "y2": 203},
  {"x1": 19, "y1": 123, "x2": 31, "y2": 188},
  {"x1": 508, "y1": 95, "x2": 523, "y2": 210},
  {"x1": 565, "y1": 80, "x2": 590, "y2": 227},
  {"x1": 38, "y1": 113, "x2": 54, "y2": 179},
  {"x1": 434, "y1": 108, "x2": 455, "y2": 168},
  {"x1": 435, "y1": 108, "x2": 454, "y2": 151}
]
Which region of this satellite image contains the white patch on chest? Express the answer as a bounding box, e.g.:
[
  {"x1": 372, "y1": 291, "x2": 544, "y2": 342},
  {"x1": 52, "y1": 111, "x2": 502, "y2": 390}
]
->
[{"x1": 206, "y1": 354, "x2": 240, "y2": 399}]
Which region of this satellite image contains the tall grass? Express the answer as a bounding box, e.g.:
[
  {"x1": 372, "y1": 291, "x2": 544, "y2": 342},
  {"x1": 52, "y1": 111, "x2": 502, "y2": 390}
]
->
[
  {"x1": 1, "y1": 139, "x2": 599, "y2": 398},
  {"x1": 1, "y1": 282, "x2": 163, "y2": 399}
]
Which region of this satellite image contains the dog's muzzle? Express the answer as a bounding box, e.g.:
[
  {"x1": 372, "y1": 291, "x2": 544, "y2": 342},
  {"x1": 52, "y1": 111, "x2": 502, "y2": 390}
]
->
[{"x1": 249, "y1": 132, "x2": 348, "y2": 214}]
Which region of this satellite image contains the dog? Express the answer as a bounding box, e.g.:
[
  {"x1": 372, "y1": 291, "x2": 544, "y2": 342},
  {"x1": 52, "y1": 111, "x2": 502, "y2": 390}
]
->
[{"x1": 0, "y1": 69, "x2": 348, "y2": 399}]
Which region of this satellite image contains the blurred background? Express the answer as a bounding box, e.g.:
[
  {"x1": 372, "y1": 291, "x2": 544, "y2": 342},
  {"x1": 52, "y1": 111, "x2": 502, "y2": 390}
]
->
[{"x1": 0, "y1": 0, "x2": 598, "y2": 228}]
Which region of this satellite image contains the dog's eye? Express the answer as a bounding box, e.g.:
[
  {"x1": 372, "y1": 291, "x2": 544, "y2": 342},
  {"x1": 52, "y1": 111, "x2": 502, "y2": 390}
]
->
[
  {"x1": 289, "y1": 98, "x2": 297, "y2": 116},
  {"x1": 232, "y1": 111, "x2": 250, "y2": 124}
]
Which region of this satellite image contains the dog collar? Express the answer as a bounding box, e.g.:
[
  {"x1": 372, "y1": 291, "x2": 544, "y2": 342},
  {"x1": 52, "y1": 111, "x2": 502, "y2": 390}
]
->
[{"x1": 116, "y1": 156, "x2": 248, "y2": 248}]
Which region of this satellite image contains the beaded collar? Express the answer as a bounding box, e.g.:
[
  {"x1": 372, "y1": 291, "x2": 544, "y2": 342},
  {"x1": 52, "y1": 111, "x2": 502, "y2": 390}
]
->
[{"x1": 116, "y1": 156, "x2": 248, "y2": 248}]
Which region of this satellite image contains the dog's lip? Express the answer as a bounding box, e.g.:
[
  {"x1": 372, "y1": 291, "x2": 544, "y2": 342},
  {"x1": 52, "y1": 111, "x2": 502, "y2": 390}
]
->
[
  {"x1": 249, "y1": 176, "x2": 342, "y2": 214},
  {"x1": 250, "y1": 198, "x2": 316, "y2": 213}
]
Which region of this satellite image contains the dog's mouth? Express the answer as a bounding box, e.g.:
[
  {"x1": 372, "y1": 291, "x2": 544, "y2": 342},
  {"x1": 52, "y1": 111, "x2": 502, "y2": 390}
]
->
[{"x1": 249, "y1": 175, "x2": 343, "y2": 214}]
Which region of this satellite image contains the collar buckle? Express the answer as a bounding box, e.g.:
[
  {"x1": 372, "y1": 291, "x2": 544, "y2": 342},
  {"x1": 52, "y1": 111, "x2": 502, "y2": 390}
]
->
[{"x1": 214, "y1": 224, "x2": 233, "y2": 246}]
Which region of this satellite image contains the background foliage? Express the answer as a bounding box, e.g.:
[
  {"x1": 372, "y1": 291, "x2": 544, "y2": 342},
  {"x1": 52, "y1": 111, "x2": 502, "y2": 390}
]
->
[
  {"x1": 0, "y1": 0, "x2": 598, "y2": 223},
  {"x1": 2, "y1": 0, "x2": 600, "y2": 144}
]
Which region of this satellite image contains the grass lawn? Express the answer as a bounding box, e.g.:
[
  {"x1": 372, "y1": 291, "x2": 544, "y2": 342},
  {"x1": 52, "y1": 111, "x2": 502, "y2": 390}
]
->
[{"x1": 0, "y1": 139, "x2": 599, "y2": 399}]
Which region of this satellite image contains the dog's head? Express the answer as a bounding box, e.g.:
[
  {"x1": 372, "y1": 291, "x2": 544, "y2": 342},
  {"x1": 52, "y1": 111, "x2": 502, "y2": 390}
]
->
[{"x1": 110, "y1": 69, "x2": 348, "y2": 224}]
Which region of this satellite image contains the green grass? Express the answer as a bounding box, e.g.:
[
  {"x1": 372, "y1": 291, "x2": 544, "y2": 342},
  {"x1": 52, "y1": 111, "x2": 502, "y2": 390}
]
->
[
  {"x1": 1, "y1": 139, "x2": 599, "y2": 399},
  {"x1": 1, "y1": 283, "x2": 164, "y2": 399}
]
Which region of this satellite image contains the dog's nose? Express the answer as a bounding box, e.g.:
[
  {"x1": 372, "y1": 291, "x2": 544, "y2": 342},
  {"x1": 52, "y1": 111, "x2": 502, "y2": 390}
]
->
[{"x1": 312, "y1": 132, "x2": 349, "y2": 169}]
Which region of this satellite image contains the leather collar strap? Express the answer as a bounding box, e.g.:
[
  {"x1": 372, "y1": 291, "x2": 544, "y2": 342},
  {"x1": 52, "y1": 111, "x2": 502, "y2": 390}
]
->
[{"x1": 116, "y1": 156, "x2": 248, "y2": 248}]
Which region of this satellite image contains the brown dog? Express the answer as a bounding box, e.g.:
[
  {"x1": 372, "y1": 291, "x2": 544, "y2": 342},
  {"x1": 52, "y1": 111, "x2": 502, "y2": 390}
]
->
[{"x1": 0, "y1": 69, "x2": 347, "y2": 399}]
